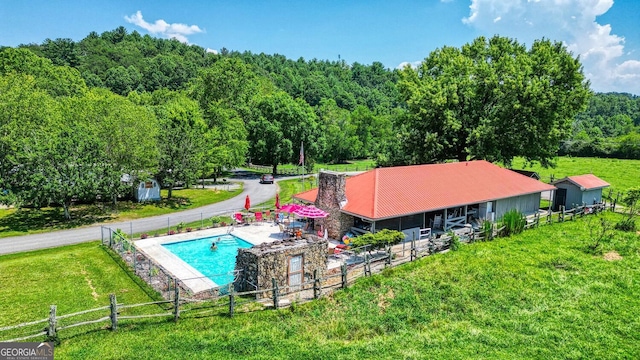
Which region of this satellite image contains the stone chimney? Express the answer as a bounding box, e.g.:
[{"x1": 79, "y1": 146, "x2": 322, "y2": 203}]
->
[{"x1": 315, "y1": 171, "x2": 353, "y2": 239}]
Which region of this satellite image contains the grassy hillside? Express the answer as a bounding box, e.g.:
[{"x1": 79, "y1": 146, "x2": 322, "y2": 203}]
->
[
  {"x1": 12, "y1": 212, "x2": 632, "y2": 359},
  {"x1": 511, "y1": 157, "x2": 640, "y2": 192}
]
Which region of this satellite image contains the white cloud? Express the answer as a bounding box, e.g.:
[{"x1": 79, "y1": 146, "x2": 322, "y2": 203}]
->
[
  {"x1": 124, "y1": 11, "x2": 203, "y2": 44},
  {"x1": 396, "y1": 61, "x2": 422, "y2": 70},
  {"x1": 460, "y1": 0, "x2": 640, "y2": 94},
  {"x1": 206, "y1": 48, "x2": 218, "y2": 54}
]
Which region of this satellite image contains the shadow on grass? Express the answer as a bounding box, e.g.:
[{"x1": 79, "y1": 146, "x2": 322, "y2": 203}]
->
[
  {"x1": 0, "y1": 206, "x2": 115, "y2": 234},
  {"x1": 0, "y1": 197, "x2": 191, "y2": 235}
]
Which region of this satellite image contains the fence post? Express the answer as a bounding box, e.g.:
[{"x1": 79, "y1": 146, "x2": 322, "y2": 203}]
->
[
  {"x1": 47, "y1": 305, "x2": 57, "y2": 342},
  {"x1": 364, "y1": 254, "x2": 371, "y2": 277},
  {"x1": 340, "y1": 264, "x2": 347, "y2": 289},
  {"x1": 133, "y1": 247, "x2": 137, "y2": 271},
  {"x1": 386, "y1": 247, "x2": 392, "y2": 267},
  {"x1": 201, "y1": 213, "x2": 204, "y2": 229},
  {"x1": 167, "y1": 217, "x2": 170, "y2": 235},
  {"x1": 313, "y1": 269, "x2": 321, "y2": 299},
  {"x1": 110, "y1": 293, "x2": 118, "y2": 331},
  {"x1": 410, "y1": 235, "x2": 416, "y2": 261},
  {"x1": 272, "y1": 278, "x2": 279, "y2": 309},
  {"x1": 173, "y1": 279, "x2": 180, "y2": 322},
  {"x1": 109, "y1": 228, "x2": 113, "y2": 247},
  {"x1": 228, "y1": 283, "x2": 235, "y2": 318}
]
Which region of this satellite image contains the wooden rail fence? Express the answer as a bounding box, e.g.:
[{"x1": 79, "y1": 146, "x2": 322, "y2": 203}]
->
[{"x1": 1, "y1": 202, "x2": 609, "y2": 343}]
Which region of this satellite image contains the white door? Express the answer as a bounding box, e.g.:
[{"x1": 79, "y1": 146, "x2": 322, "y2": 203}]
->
[{"x1": 288, "y1": 255, "x2": 303, "y2": 289}]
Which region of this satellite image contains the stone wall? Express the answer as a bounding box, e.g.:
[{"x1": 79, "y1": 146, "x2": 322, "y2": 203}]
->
[
  {"x1": 235, "y1": 236, "x2": 328, "y2": 298},
  {"x1": 315, "y1": 171, "x2": 352, "y2": 239}
]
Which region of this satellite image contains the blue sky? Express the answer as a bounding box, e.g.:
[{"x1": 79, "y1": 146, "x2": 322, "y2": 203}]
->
[{"x1": 1, "y1": 0, "x2": 639, "y2": 94}]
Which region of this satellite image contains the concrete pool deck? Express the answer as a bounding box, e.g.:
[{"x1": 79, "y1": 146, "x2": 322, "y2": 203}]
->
[{"x1": 135, "y1": 223, "x2": 287, "y2": 294}]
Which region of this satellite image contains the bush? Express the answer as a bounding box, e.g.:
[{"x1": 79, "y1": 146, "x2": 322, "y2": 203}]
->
[
  {"x1": 501, "y1": 209, "x2": 526, "y2": 236},
  {"x1": 481, "y1": 220, "x2": 493, "y2": 241},
  {"x1": 350, "y1": 229, "x2": 405, "y2": 250},
  {"x1": 448, "y1": 232, "x2": 460, "y2": 251}
]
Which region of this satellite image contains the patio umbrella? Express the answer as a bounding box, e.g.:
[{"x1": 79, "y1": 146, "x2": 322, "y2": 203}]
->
[
  {"x1": 244, "y1": 195, "x2": 251, "y2": 211},
  {"x1": 279, "y1": 203, "x2": 302, "y2": 213},
  {"x1": 293, "y1": 205, "x2": 329, "y2": 218},
  {"x1": 275, "y1": 193, "x2": 280, "y2": 210}
]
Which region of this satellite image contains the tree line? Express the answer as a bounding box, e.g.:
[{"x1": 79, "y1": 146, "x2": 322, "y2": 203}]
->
[
  {"x1": 1, "y1": 27, "x2": 634, "y2": 218},
  {"x1": 561, "y1": 92, "x2": 640, "y2": 159}
]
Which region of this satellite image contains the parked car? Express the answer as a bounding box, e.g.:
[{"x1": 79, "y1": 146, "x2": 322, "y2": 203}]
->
[{"x1": 260, "y1": 174, "x2": 274, "y2": 184}]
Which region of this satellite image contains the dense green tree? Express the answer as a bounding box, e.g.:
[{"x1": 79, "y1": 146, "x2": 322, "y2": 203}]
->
[
  {"x1": 397, "y1": 36, "x2": 591, "y2": 167},
  {"x1": 0, "y1": 48, "x2": 87, "y2": 97},
  {"x1": 247, "y1": 91, "x2": 319, "y2": 174},
  {"x1": 144, "y1": 90, "x2": 207, "y2": 198}
]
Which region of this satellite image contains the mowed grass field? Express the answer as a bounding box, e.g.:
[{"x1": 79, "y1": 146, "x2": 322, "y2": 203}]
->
[
  {"x1": 511, "y1": 157, "x2": 640, "y2": 192},
  {"x1": 1, "y1": 213, "x2": 638, "y2": 359}
]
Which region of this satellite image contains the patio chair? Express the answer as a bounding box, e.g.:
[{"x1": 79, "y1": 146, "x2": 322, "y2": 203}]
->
[
  {"x1": 265, "y1": 210, "x2": 272, "y2": 221},
  {"x1": 234, "y1": 213, "x2": 244, "y2": 225},
  {"x1": 278, "y1": 223, "x2": 292, "y2": 239},
  {"x1": 255, "y1": 212, "x2": 264, "y2": 224}
]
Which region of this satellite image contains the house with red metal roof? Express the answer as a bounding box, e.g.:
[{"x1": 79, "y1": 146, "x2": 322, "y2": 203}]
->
[
  {"x1": 551, "y1": 174, "x2": 610, "y2": 211},
  {"x1": 294, "y1": 160, "x2": 556, "y2": 240}
]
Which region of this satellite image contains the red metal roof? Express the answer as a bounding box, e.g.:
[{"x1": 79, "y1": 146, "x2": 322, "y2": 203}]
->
[
  {"x1": 294, "y1": 160, "x2": 556, "y2": 220},
  {"x1": 553, "y1": 174, "x2": 610, "y2": 190}
]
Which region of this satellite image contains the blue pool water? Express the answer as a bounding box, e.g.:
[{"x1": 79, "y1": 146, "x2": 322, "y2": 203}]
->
[{"x1": 162, "y1": 235, "x2": 253, "y2": 286}]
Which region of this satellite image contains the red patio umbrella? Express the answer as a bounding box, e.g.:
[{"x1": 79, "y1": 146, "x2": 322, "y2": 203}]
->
[
  {"x1": 244, "y1": 195, "x2": 251, "y2": 211},
  {"x1": 275, "y1": 193, "x2": 280, "y2": 210}
]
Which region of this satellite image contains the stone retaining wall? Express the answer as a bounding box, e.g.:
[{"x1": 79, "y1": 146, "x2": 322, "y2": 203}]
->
[{"x1": 235, "y1": 235, "x2": 328, "y2": 298}]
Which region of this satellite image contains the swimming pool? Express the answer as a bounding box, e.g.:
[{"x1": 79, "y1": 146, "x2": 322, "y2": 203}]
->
[{"x1": 162, "y1": 234, "x2": 253, "y2": 286}]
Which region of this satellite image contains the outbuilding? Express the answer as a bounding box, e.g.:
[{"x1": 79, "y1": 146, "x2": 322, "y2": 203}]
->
[
  {"x1": 551, "y1": 174, "x2": 609, "y2": 210},
  {"x1": 134, "y1": 179, "x2": 161, "y2": 202}
]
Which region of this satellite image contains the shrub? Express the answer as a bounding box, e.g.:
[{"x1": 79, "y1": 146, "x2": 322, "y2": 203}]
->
[
  {"x1": 168, "y1": 230, "x2": 176, "y2": 235},
  {"x1": 211, "y1": 216, "x2": 222, "y2": 227},
  {"x1": 481, "y1": 220, "x2": 493, "y2": 241},
  {"x1": 140, "y1": 233, "x2": 149, "y2": 239},
  {"x1": 350, "y1": 229, "x2": 405, "y2": 250},
  {"x1": 501, "y1": 209, "x2": 525, "y2": 236},
  {"x1": 448, "y1": 231, "x2": 460, "y2": 251}
]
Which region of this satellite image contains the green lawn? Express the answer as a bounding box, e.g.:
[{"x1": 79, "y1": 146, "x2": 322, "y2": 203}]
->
[
  {"x1": 0, "y1": 242, "x2": 156, "y2": 330},
  {"x1": 0, "y1": 186, "x2": 242, "y2": 238},
  {"x1": 2, "y1": 213, "x2": 636, "y2": 359},
  {"x1": 511, "y1": 157, "x2": 640, "y2": 192}
]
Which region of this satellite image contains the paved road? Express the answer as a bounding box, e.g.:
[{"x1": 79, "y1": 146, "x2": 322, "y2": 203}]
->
[{"x1": 0, "y1": 171, "x2": 278, "y2": 255}]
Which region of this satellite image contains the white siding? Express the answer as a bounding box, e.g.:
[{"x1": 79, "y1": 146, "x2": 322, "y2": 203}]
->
[{"x1": 495, "y1": 193, "x2": 541, "y2": 219}]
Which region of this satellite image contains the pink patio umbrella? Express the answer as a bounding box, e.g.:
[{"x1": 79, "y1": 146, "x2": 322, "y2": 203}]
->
[
  {"x1": 279, "y1": 203, "x2": 302, "y2": 214},
  {"x1": 293, "y1": 205, "x2": 329, "y2": 219}
]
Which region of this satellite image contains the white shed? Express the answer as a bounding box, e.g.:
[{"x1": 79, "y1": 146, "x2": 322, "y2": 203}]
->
[
  {"x1": 134, "y1": 179, "x2": 161, "y2": 202},
  {"x1": 551, "y1": 174, "x2": 609, "y2": 210}
]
